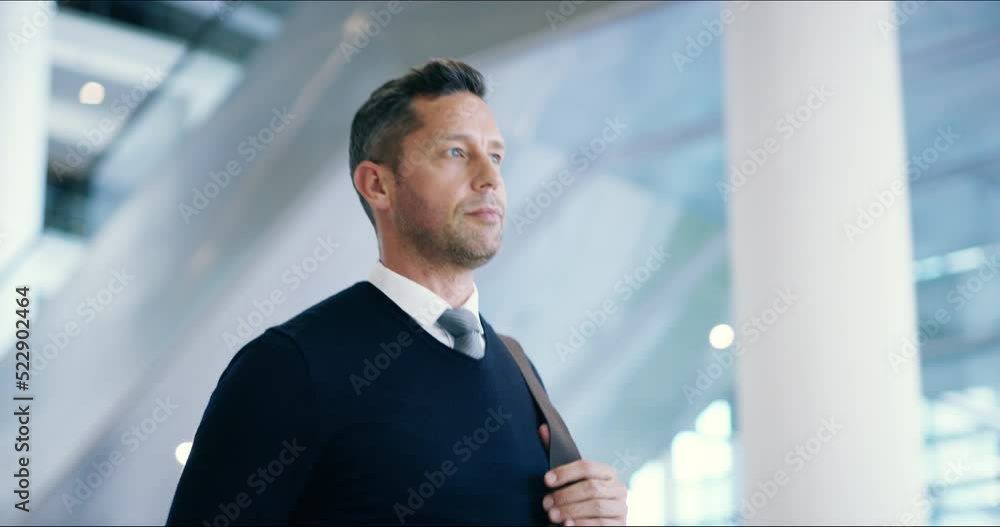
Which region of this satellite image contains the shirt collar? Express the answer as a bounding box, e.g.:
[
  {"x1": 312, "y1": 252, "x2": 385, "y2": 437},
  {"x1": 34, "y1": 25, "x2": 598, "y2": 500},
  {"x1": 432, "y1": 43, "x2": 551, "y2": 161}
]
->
[{"x1": 368, "y1": 260, "x2": 482, "y2": 332}]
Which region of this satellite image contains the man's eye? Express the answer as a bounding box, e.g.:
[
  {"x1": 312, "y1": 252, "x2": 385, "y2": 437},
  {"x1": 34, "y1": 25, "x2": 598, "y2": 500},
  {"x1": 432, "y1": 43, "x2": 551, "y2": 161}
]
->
[
  {"x1": 490, "y1": 154, "x2": 502, "y2": 164},
  {"x1": 449, "y1": 147, "x2": 465, "y2": 158}
]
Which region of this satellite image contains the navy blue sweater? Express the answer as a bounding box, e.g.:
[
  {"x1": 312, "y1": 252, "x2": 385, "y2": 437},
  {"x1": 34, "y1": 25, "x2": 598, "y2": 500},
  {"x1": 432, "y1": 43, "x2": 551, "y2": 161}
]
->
[{"x1": 167, "y1": 281, "x2": 551, "y2": 526}]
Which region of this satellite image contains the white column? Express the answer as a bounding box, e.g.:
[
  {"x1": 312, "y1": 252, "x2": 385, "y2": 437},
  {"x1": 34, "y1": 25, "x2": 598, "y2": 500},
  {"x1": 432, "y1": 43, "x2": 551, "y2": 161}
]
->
[
  {"x1": 661, "y1": 450, "x2": 676, "y2": 526},
  {"x1": 729, "y1": 422, "x2": 744, "y2": 524},
  {"x1": 0, "y1": 1, "x2": 52, "y2": 272},
  {"x1": 722, "y1": 1, "x2": 927, "y2": 525}
]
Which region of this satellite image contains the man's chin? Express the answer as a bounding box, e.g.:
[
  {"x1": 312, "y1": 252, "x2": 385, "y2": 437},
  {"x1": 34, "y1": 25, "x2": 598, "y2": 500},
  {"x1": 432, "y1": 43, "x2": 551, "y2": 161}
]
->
[
  {"x1": 456, "y1": 240, "x2": 501, "y2": 269},
  {"x1": 467, "y1": 246, "x2": 500, "y2": 268}
]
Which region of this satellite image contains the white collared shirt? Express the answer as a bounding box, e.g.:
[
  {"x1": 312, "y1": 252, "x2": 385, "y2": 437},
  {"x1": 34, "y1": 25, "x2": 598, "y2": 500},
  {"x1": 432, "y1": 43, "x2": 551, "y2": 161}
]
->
[{"x1": 367, "y1": 260, "x2": 486, "y2": 352}]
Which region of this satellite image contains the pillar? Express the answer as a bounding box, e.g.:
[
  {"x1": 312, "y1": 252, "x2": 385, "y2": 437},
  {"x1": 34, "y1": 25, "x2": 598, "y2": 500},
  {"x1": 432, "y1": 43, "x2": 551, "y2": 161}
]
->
[
  {"x1": 0, "y1": 1, "x2": 52, "y2": 272},
  {"x1": 722, "y1": 1, "x2": 927, "y2": 524}
]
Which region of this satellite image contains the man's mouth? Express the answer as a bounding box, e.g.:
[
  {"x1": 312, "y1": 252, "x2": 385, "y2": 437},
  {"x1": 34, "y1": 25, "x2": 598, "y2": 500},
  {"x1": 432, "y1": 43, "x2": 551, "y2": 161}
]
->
[{"x1": 466, "y1": 207, "x2": 503, "y2": 223}]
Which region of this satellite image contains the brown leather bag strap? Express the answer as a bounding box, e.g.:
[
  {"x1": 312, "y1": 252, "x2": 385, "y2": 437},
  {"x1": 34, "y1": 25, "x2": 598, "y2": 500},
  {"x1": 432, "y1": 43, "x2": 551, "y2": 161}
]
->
[{"x1": 499, "y1": 334, "x2": 582, "y2": 469}]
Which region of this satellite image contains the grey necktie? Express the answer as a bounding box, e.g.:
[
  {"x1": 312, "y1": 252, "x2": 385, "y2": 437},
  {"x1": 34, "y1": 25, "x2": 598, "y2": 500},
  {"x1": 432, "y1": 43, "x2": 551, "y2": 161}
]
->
[{"x1": 437, "y1": 308, "x2": 485, "y2": 359}]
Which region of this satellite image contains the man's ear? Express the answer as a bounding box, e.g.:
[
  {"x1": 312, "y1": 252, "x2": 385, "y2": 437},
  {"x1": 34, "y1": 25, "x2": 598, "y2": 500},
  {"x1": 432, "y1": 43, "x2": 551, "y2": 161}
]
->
[{"x1": 354, "y1": 160, "x2": 393, "y2": 216}]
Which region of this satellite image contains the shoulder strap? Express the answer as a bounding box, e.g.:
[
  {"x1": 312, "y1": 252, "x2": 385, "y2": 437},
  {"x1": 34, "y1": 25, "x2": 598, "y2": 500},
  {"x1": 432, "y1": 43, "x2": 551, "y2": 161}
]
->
[{"x1": 499, "y1": 334, "x2": 581, "y2": 469}]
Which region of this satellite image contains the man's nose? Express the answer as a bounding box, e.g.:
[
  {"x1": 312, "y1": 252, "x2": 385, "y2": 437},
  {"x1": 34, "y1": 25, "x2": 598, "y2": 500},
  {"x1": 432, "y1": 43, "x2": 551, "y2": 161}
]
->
[{"x1": 473, "y1": 154, "x2": 502, "y2": 190}]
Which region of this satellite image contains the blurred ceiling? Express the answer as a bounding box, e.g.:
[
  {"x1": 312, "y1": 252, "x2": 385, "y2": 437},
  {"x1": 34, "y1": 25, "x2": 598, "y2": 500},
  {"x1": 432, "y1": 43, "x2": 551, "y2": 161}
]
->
[{"x1": 47, "y1": 0, "x2": 290, "y2": 179}]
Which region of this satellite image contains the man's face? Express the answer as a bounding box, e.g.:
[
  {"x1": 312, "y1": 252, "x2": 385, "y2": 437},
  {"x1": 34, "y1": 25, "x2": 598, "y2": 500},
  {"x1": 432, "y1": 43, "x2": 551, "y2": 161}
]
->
[{"x1": 389, "y1": 92, "x2": 506, "y2": 269}]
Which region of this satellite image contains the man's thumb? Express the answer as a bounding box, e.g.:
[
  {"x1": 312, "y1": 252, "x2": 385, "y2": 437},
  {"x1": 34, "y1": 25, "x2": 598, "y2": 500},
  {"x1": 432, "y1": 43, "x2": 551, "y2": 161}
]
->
[{"x1": 538, "y1": 423, "x2": 550, "y2": 450}]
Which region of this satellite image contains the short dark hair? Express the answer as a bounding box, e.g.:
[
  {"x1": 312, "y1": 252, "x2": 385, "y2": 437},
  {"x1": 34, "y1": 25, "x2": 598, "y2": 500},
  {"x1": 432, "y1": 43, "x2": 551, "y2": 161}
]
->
[{"x1": 349, "y1": 58, "x2": 488, "y2": 228}]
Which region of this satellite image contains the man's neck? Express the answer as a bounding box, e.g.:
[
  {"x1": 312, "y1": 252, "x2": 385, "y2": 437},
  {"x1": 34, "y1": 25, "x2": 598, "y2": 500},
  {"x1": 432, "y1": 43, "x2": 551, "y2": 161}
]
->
[{"x1": 378, "y1": 252, "x2": 475, "y2": 309}]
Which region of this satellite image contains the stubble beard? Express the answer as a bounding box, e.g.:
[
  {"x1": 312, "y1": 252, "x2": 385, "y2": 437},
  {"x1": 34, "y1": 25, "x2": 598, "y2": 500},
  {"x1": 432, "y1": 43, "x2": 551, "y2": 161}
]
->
[{"x1": 393, "y1": 182, "x2": 503, "y2": 270}]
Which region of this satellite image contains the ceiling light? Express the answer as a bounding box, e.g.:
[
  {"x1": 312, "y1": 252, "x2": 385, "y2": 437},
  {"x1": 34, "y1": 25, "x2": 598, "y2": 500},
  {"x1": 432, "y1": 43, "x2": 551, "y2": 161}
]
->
[
  {"x1": 79, "y1": 81, "x2": 105, "y2": 105},
  {"x1": 175, "y1": 441, "x2": 193, "y2": 466},
  {"x1": 709, "y1": 324, "x2": 735, "y2": 349}
]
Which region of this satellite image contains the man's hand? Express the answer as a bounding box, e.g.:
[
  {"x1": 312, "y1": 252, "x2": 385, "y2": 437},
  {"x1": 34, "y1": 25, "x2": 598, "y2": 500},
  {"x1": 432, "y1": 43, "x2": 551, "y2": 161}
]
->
[{"x1": 538, "y1": 424, "x2": 628, "y2": 526}]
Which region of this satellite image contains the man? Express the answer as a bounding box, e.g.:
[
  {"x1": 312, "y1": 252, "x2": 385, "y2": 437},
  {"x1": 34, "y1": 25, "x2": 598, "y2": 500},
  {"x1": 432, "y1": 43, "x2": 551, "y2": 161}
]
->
[{"x1": 166, "y1": 58, "x2": 628, "y2": 526}]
